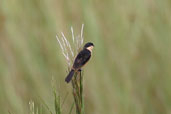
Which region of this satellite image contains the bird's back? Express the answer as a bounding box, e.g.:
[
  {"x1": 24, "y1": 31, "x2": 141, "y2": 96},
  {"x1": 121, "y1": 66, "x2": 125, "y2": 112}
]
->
[{"x1": 73, "y1": 49, "x2": 91, "y2": 69}]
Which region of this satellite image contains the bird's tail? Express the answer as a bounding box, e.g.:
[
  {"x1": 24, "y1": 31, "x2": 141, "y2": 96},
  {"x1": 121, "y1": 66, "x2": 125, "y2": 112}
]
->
[{"x1": 65, "y1": 69, "x2": 75, "y2": 83}]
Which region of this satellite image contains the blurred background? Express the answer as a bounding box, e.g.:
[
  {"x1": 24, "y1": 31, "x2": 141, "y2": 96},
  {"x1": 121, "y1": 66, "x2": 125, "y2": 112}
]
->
[{"x1": 0, "y1": 0, "x2": 171, "y2": 114}]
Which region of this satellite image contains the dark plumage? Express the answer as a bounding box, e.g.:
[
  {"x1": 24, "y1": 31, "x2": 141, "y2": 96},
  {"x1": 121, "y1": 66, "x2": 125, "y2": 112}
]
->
[
  {"x1": 65, "y1": 42, "x2": 94, "y2": 83},
  {"x1": 73, "y1": 49, "x2": 91, "y2": 69}
]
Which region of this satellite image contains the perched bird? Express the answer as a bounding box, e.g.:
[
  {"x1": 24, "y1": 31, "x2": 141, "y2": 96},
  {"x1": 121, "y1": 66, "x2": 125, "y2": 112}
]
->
[{"x1": 65, "y1": 42, "x2": 94, "y2": 83}]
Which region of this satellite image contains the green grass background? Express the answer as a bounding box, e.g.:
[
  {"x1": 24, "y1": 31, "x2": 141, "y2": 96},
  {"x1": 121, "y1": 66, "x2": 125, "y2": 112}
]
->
[{"x1": 0, "y1": 0, "x2": 171, "y2": 114}]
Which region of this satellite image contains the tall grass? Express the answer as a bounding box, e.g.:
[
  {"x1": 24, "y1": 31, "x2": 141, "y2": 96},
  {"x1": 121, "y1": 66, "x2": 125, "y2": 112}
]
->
[
  {"x1": 0, "y1": 0, "x2": 171, "y2": 114},
  {"x1": 71, "y1": 71, "x2": 84, "y2": 114},
  {"x1": 56, "y1": 24, "x2": 85, "y2": 114}
]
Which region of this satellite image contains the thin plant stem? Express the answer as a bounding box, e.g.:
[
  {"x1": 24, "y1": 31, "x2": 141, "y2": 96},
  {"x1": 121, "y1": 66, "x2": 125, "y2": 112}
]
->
[
  {"x1": 68, "y1": 102, "x2": 74, "y2": 114},
  {"x1": 71, "y1": 70, "x2": 84, "y2": 114}
]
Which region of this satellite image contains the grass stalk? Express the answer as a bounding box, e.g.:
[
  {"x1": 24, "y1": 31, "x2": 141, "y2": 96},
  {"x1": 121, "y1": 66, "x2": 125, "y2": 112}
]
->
[
  {"x1": 71, "y1": 71, "x2": 84, "y2": 114},
  {"x1": 56, "y1": 24, "x2": 85, "y2": 114}
]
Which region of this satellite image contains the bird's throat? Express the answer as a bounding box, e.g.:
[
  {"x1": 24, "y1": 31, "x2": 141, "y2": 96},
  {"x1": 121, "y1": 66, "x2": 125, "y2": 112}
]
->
[{"x1": 86, "y1": 46, "x2": 93, "y2": 52}]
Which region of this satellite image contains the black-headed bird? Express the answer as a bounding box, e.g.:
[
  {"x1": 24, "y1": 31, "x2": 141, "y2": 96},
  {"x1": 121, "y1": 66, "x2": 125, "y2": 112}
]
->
[{"x1": 65, "y1": 42, "x2": 94, "y2": 83}]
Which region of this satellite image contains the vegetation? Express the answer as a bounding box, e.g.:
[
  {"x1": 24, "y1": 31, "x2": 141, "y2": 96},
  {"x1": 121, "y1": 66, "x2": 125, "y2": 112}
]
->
[{"x1": 0, "y1": 0, "x2": 171, "y2": 114}]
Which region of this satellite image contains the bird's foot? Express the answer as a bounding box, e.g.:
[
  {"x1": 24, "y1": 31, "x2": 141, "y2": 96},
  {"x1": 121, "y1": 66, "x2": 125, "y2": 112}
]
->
[{"x1": 78, "y1": 69, "x2": 82, "y2": 72}]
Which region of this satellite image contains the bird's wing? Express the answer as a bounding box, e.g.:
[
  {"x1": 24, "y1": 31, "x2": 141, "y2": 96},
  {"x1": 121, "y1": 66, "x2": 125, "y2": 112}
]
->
[{"x1": 73, "y1": 50, "x2": 91, "y2": 69}]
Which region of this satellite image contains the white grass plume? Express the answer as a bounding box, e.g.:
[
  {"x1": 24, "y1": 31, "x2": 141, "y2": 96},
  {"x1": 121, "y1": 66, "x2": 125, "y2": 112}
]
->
[{"x1": 56, "y1": 24, "x2": 84, "y2": 68}]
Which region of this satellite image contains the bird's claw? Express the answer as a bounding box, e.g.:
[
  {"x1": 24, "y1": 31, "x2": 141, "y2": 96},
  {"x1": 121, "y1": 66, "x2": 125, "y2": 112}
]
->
[{"x1": 78, "y1": 69, "x2": 82, "y2": 72}]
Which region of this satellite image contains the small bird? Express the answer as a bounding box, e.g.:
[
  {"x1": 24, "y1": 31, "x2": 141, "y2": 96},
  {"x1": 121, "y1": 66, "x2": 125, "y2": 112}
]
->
[{"x1": 65, "y1": 42, "x2": 94, "y2": 83}]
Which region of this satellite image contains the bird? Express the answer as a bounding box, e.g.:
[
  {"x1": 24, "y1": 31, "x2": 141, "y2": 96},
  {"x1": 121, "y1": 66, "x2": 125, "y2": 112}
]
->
[{"x1": 65, "y1": 42, "x2": 94, "y2": 83}]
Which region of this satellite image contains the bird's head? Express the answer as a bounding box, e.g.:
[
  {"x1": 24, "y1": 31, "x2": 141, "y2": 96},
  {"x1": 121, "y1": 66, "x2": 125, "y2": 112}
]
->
[{"x1": 84, "y1": 42, "x2": 94, "y2": 52}]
